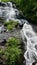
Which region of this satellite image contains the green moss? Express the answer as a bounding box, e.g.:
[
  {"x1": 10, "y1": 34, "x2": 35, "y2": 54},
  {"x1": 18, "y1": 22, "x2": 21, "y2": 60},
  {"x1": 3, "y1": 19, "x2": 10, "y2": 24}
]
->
[
  {"x1": 4, "y1": 20, "x2": 18, "y2": 31},
  {"x1": 0, "y1": 37, "x2": 22, "y2": 65},
  {"x1": 0, "y1": 49, "x2": 3, "y2": 55},
  {"x1": 1, "y1": 0, "x2": 9, "y2": 2},
  {"x1": 7, "y1": 24, "x2": 13, "y2": 31},
  {"x1": 6, "y1": 37, "x2": 21, "y2": 46},
  {"x1": 0, "y1": 48, "x2": 4, "y2": 57},
  {"x1": 4, "y1": 21, "x2": 13, "y2": 26},
  {"x1": 4, "y1": 37, "x2": 21, "y2": 65},
  {"x1": 4, "y1": 47, "x2": 21, "y2": 65}
]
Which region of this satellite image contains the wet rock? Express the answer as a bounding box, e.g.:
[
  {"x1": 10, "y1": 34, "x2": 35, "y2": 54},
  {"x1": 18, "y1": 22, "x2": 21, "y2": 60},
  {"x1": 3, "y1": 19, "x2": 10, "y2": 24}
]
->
[{"x1": 0, "y1": 39, "x2": 6, "y2": 46}]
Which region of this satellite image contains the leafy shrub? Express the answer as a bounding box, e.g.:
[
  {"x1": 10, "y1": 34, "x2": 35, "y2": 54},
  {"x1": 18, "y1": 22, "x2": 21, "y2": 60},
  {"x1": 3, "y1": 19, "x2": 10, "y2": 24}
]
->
[
  {"x1": 19, "y1": 0, "x2": 37, "y2": 24},
  {"x1": 4, "y1": 37, "x2": 21, "y2": 65},
  {"x1": 0, "y1": 49, "x2": 3, "y2": 57},
  {"x1": 6, "y1": 37, "x2": 21, "y2": 47},
  {"x1": 8, "y1": 37, "x2": 20, "y2": 45},
  {"x1": 4, "y1": 22, "x2": 11, "y2": 26},
  {"x1": 4, "y1": 46, "x2": 21, "y2": 65},
  {"x1": 7, "y1": 24, "x2": 13, "y2": 31},
  {"x1": 4, "y1": 20, "x2": 18, "y2": 31},
  {"x1": 0, "y1": 37, "x2": 22, "y2": 65}
]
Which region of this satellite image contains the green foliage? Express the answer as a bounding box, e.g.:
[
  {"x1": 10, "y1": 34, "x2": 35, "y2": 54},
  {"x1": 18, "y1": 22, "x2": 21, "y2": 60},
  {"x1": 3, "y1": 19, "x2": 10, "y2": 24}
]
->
[
  {"x1": 0, "y1": 49, "x2": 3, "y2": 56},
  {"x1": 4, "y1": 22, "x2": 11, "y2": 26},
  {"x1": 4, "y1": 20, "x2": 18, "y2": 31},
  {"x1": 0, "y1": 37, "x2": 22, "y2": 65},
  {"x1": 4, "y1": 37, "x2": 21, "y2": 65},
  {"x1": 13, "y1": 0, "x2": 37, "y2": 24},
  {"x1": 7, "y1": 37, "x2": 21, "y2": 46},
  {"x1": 1, "y1": 0, "x2": 9, "y2": 2},
  {"x1": 7, "y1": 24, "x2": 13, "y2": 31},
  {"x1": 4, "y1": 46, "x2": 21, "y2": 65},
  {"x1": 19, "y1": 0, "x2": 37, "y2": 24},
  {"x1": 1, "y1": 0, "x2": 21, "y2": 5}
]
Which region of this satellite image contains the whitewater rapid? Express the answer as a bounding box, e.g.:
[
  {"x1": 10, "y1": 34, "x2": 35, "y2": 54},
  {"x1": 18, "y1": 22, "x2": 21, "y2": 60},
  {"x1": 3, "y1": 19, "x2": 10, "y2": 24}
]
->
[
  {"x1": 21, "y1": 23, "x2": 37, "y2": 65},
  {"x1": 0, "y1": 2, "x2": 37, "y2": 65}
]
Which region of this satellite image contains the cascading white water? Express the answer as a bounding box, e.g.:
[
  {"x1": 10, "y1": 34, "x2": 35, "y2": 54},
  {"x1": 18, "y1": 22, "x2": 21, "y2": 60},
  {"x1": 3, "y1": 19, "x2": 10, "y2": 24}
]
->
[
  {"x1": 0, "y1": 2, "x2": 19, "y2": 20},
  {"x1": 0, "y1": 2, "x2": 37, "y2": 65},
  {"x1": 0, "y1": 2, "x2": 16, "y2": 20},
  {"x1": 0, "y1": 2, "x2": 27, "y2": 25},
  {"x1": 21, "y1": 23, "x2": 37, "y2": 65}
]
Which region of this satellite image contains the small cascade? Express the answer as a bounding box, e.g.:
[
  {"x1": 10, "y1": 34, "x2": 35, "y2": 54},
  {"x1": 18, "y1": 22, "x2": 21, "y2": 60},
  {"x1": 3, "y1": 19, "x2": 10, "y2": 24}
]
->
[
  {"x1": 0, "y1": 2, "x2": 37, "y2": 65},
  {"x1": 21, "y1": 23, "x2": 37, "y2": 65},
  {"x1": 0, "y1": 2, "x2": 27, "y2": 25}
]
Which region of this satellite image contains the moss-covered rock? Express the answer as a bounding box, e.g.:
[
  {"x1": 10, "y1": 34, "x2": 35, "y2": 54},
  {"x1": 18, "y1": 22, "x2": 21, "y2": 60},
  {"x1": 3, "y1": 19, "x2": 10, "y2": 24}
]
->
[{"x1": 4, "y1": 20, "x2": 18, "y2": 31}]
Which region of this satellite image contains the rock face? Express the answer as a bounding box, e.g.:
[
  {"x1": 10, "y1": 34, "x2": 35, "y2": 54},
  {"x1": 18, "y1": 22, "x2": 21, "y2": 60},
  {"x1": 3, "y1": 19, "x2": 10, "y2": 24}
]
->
[{"x1": 21, "y1": 23, "x2": 37, "y2": 65}]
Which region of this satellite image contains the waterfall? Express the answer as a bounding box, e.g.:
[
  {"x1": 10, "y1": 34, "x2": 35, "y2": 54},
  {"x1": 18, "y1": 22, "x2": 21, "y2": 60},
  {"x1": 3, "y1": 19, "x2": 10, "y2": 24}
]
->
[
  {"x1": 21, "y1": 23, "x2": 37, "y2": 65},
  {"x1": 0, "y1": 2, "x2": 37, "y2": 65},
  {"x1": 0, "y1": 2, "x2": 27, "y2": 25}
]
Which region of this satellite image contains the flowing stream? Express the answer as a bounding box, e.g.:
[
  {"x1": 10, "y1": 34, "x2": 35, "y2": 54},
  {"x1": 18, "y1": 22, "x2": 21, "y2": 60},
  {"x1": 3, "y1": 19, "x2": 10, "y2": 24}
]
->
[
  {"x1": 21, "y1": 23, "x2": 37, "y2": 65},
  {"x1": 0, "y1": 2, "x2": 37, "y2": 65}
]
